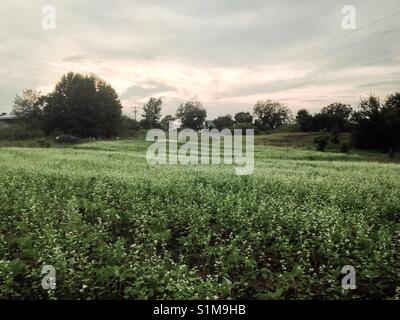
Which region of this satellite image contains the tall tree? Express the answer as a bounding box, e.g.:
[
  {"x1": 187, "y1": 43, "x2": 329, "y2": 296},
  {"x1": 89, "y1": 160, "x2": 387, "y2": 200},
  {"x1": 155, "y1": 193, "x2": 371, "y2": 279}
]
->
[
  {"x1": 12, "y1": 89, "x2": 44, "y2": 129},
  {"x1": 234, "y1": 112, "x2": 253, "y2": 124},
  {"x1": 160, "y1": 114, "x2": 176, "y2": 131},
  {"x1": 214, "y1": 114, "x2": 234, "y2": 130},
  {"x1": 352, "y1": 95, "x2": 385, "y2": 150},
  {"x1": 320, "y1": 102, "x2": 353, "y2": 132},
  {"x1": 42, "y1": 72, "x2": 122, "y2": 137},
  {"x1": 382, "y1": 92, "x2": 400, "y2": 151},
  {"x1": 296, "y1": 109, "x2": 313, "y2": 132},
  {"x1": 176, "y1": 101, "x2": 207, "y2": 130},
  {"x1": 141, "y1": 97, "x2": 162, "y2": 129},
  {"x1": 253, "y1": 100, "x2": 292, "y2": 130}
]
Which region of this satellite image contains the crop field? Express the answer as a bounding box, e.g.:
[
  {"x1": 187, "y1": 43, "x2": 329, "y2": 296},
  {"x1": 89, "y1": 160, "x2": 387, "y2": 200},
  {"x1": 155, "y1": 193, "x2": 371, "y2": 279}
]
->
[{"x1": 0, "y1": 139, "x2": 399, "y2": 299}]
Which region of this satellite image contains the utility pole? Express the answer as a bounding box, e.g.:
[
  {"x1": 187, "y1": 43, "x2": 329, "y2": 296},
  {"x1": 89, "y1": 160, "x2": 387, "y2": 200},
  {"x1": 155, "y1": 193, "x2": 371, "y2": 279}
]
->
[
  {"x1": 132, "y1": 105, "x2": 138, "y2": 121},
  {"x1": 126, "y1": 105, "x2": 139, "y2": 120}
]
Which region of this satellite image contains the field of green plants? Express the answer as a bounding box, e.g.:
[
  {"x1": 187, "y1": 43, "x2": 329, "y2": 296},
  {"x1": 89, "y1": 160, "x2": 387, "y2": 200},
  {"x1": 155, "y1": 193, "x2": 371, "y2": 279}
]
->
[{"x1": 0, "y1": 139, "x2": 399, "y2": 299}]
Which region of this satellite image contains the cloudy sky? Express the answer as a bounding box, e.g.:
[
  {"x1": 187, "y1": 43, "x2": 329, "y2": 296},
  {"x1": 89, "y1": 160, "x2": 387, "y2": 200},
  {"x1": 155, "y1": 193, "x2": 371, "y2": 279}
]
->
[{"x1": 1, "y1": 0, "x2": 399, "y2": 118}]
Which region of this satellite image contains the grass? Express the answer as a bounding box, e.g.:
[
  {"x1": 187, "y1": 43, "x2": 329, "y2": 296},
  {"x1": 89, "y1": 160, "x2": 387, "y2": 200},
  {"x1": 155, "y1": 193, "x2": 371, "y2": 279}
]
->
[{"x1": 0, "y1": 137, "x2": 399, "y2": 299}]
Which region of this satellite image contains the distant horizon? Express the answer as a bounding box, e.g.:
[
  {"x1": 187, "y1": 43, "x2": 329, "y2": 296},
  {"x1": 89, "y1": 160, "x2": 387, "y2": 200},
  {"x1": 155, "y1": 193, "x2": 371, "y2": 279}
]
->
[{"x1": 2, "y1": 79, "x2": 398, "y2": 121}]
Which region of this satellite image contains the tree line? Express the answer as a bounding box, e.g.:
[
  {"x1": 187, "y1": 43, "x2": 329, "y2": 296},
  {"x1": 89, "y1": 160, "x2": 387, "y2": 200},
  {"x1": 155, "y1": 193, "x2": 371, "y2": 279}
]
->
[{"x1": 9, "y1": 72, "x2": 400, "y2": 153}]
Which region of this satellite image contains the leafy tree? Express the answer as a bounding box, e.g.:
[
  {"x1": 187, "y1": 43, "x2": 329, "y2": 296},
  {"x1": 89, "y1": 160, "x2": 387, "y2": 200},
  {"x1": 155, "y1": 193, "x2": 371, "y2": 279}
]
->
[
  {"x1": 322, "y1": 103, "x2": 352, "y2": 119},
  {"x1": 42, "y1": 72, "x2": 122, "y2": 137},
  {"x1": 320, "y1": 103, "x2": 352, "y2": 132},
  {"x1": 118, "y1": 115, "x2": 141, "y2": 137},
  {"x1": 141, "y1": 97, "x2": 162, "y2": 129},
  {"x1": 313, "y1": 130, "x2": 330, "y2": 151},
  {"x1": 234, "y1": 112, "x2": 253, "y2": 124},
  {"x1": 12, "y1": 89, "x2": 44, "y2": 129},
  {"x1": 352, "y1": 95, "x2": 384, "y2": 150},
  {"x1": 353, "y1": 92, "x2": 400, "y2": 152},
  {"x1": 296, "y1": 109, "x2": 313, "y2": 132},
  {"x1": 160, "y1": 115, "x2": 176, "y2": 131},
  {"x1": 253, "y1": 100, "x2": 292, "y2": 131},
  {"x1": 213, "y1": 114, "x2": 234, "y2": 130},
  {"x1": 176, "y1": 101, "x2": 207, "y2": 130}
]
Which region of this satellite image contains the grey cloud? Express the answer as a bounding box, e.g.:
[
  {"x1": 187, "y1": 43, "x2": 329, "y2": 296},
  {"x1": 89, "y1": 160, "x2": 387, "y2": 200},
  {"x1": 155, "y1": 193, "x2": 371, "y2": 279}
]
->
[
  {"x1": 62, "y1": 55, "x2": 88, "y2": 62},
  {"x1": 122, "y1": 81, "x2": 176, "y2": 99},
  {"x1": 1, "y1": 0, "x2": 400, "y2": 115},
  {"x1": 356, "y1": 77, "x2": 400, "y2": 89}
]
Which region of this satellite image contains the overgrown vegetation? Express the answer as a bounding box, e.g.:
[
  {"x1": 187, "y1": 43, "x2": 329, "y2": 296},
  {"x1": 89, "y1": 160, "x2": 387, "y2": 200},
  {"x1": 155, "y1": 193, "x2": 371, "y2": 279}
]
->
[
  {"x1": 295, "y1": 93, "x2": 400, "y2": 154},
  {"x1": 0, "y1": 139, "x2": 399, "y2": 299},
  {"x1": 6, "y1": 72, "x2": 399, "y2": 156}
]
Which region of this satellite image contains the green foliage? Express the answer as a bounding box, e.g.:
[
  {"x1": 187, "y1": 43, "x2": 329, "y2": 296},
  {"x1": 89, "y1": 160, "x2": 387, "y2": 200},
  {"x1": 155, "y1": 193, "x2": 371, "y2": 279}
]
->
[
  {"x1": 12, "y1": 89, "x2": 44, "y2": 129},
  {"x1": 234, "y1": 122, "x2": 258, "y2": 133},
  {"x1": 0, "y1": 139, "x2": 399, "y2": 299},
  {"x1": 313, "y1": 130, "x2": 330, "y2": 151},
  {"x1": 340, "y1": 143, "x2": 350, "y2": 153},
  {"x1": 55, "y1": 135, "x2": 80, "y2": 144},
  {"x1": 118, "y1": 115, "x2": 141, "y2": 137},
  {"x1": 234, "y1": 112, "x2": 253, "y2": 124},
  {"x1": 176, "y1": 101, "x2": 207, "y2": 130},
  {"x1": 331, "y1": 129, "x2": 340, "y2": 144},
  {"x1": 0, "y1": 124, "x2": 45, "y2": 141},
  {"x1": 37, "y1": 138, "x2": 51, "y2": 148},
  {"x1": 213, "y1": 114, "x2": 234, "y2": 130},
  {"x1": 42, "y1": 72, "x2": 122, "y2": 138},
  {"x1": 271, "y1": 123, "x2": 300, "y2": 133},
  {"x1": 296, "y1": 103, "x2": 353, "y2": 133},
  {"x1": 353, "y1": 93, "x2": 400, "y2": 152},
  {"x1": 253, "y1": 100, "x2": 292, "y2": 131},
  {"x1": 296, "y1": 109, "x2": 314, "y2": 132},
  {"x1": 160, "y1": 115, "x2": 176, "y2": 131},
  {"x1": 141, "y1": 98, "x2": 162, "y2": 129}
]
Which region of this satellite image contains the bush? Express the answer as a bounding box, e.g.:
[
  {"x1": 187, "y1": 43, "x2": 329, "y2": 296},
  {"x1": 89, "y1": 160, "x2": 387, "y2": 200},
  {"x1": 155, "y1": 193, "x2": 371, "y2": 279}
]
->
[
  {"x1": 331, "y1": 130, "x2": 340, "y2": 144},
  {"x1": 0, "y1": 124, "x2": 44, "y2": 141},
  {"x1": 117, "y1": 116, "x2": 141, "y2": 138},
  {"x1": 37, "y1": 138, "x2": 51, "y2": 148},
  {"x1": 340, "y1": 143, "x2": 350, "y2": 153},
  {"x1": 234, "y1": 122, "x2": 259, "y2": 133},
  {"x1": 313, "y1": 130, "x2": 329, "y2": 151},
  {"x1": 272, "y1": 123, "x2": 300, "y2": 133},
  {"x1": 352, "y1": 93, "x2": 400, "y2": 152},
  {"x1": 55, "y1": 135, "x2": 80, "y2": 144}
]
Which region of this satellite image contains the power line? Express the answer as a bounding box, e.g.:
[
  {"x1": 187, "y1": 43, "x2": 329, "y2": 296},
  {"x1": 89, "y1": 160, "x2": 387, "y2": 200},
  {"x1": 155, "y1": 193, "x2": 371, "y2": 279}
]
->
[
  {"x1": 296, "y1": 25, "x2": 400, "y2": 66},
  {"x1": 249, "y1": 10, "x2": 400, "y2": 96},
  {"x1": 265, "y1": 9, "x2": 400, "y2": 67},
  {"x1": 271, "y1": 53, "x2": 400, "y2": 94},
  {"x1": 290, "y1": 9, "x2": 400, "y2": 57}
]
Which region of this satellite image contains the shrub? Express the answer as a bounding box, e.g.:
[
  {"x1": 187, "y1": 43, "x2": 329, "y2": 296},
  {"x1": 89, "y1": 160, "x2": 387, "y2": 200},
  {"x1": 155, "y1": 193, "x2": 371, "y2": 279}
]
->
[
  {"x1": 313, "y1": 130, "x2": 330, "y2": 151},
  {"x1": 117, "y1": 116, "x2": 141, "y2": 138},
  {"x1": 0, "y1": 124, "x2": 44, "y2": 141},
  {"x1": 234, "y1": 122, "x2": 259, "y2": 133},
  {"x1": 55, "y1": 135, "x2": 80, "y2": 144},
  {"x1": 37, "y1": 138, "x2": 51, "y2": 148},
  {"x1": 340, "y1": 143, "x2": 350, "y2": 153},
  {"x1": 331, "y1": 129, "x2": 340, "y2": 144}
]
